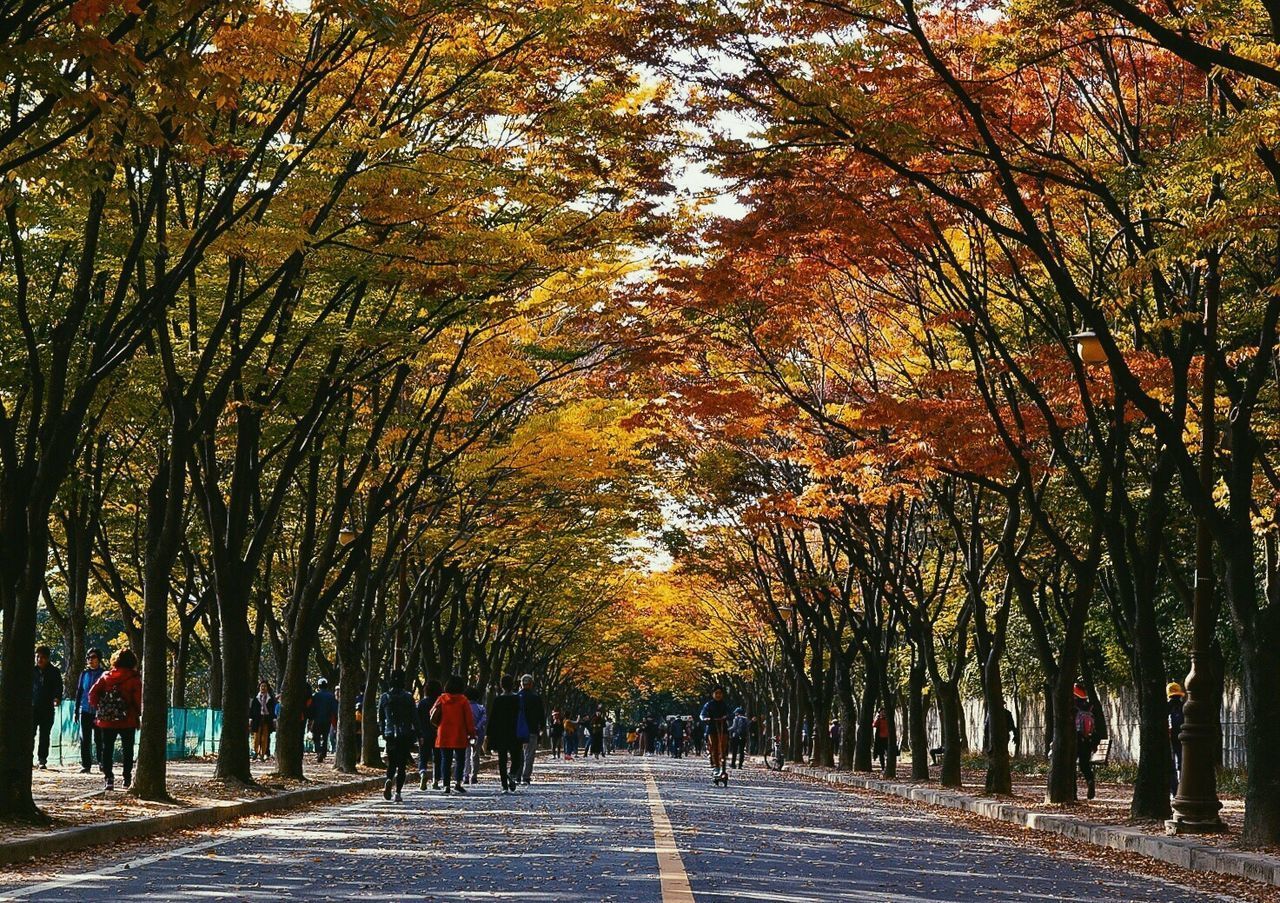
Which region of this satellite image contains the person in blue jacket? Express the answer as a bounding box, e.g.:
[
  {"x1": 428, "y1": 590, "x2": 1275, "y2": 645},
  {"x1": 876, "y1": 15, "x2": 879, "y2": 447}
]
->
[{"x1": 74, "y1": 649, "x2": 106, "y2": 773}]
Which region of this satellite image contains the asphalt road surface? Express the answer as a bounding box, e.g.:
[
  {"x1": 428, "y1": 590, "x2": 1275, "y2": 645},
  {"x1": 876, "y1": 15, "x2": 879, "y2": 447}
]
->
[{"x1": 0, "y1": 756, "x2": 1244, "y2": 902}]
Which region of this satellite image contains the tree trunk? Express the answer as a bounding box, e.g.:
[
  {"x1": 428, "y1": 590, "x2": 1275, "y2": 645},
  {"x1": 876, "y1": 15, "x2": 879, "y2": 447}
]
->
[
  {"x1": 171, "y1": 629, "x2": 189, "y2": 710},
  {"x1": 853, "y1": 676, "x2": 875, "y2": 772},
  {"x1": 908, "y1": 659, "x2": 930, "y2": 781},
  {"x1": 333, "y1": 641, "x2": 361, "y2": 774},
  {"x1": 215, "y1": 578, "x2": 254, "y2": 784},
  {"x1": 1045, "y1": 669, "x2": 1080, "y2": 803},
  {"x1": 206, "y1": 600, "x2": 223, "y2": 710},
  {"x1": 273, "y1": 634, "x2": 312, "y2": 780},
  {"x1": 936, "y1": 681, "x2": 963, "y2": 788},
  {"x1": 0, "y1": 566, "x2": 47, "y2": 822}
]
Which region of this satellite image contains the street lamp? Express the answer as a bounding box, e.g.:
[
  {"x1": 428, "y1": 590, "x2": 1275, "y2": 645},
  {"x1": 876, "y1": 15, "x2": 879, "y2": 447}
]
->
[
  {"x1": 339, "y1": 525, "x2": 357, "y2": 547},
  {"x1": 1070, "y1": 330, "x2": 1107, "y2": 366},
  {"x1": 1169, "y1": 280, "x2": 1226, "y2": 834},
  {"x1": 1070, "y1": 322, "x2": 1223, "y2": 831}
]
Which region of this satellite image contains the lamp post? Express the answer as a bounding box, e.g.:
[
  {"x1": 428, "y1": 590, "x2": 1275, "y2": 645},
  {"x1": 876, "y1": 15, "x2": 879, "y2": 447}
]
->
[
  {"x1": 1070, "y1": 322, "x2": 1223, "y2": 832},
  {"x1": 1169, "y1": 269, "x2": 1226, "y2": 834}
]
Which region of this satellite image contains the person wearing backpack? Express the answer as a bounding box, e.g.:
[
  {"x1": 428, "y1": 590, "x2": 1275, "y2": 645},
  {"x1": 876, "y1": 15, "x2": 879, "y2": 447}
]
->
[
  {"x1": 88, "y1": 649, "x2": 142, "y2": 791},
  {"x1": 429, "y1": 675, "x2": 475, "y2": 794},
  {"x1": 379, "y1": 669, "x2": 416, "y2": 802},
  {"x1": 728, "y1": 708, "x2": 750, "y2": 769},
  {"x1": 1073, "y1": 684, "x2": 1097, "y2": 800}
]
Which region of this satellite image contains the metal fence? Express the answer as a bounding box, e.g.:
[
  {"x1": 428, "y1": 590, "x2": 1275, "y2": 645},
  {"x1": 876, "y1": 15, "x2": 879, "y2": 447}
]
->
[{"x1": 36, "y1": 701, "x2": 223, "y2": 766}]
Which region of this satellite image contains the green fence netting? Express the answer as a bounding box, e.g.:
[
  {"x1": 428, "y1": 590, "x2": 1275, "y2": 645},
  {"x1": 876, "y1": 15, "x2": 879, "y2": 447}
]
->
[{"x1": 35, "y1": 701, "x2": 224, "y2": 766}]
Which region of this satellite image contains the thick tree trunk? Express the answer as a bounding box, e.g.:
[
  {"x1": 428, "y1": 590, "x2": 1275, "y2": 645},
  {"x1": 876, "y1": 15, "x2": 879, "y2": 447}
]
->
[
  {"x1": 215, "y1": 581, "x2": 254, "y2": 784},
  {"x1": 333, "y1": 643, "x2": 360, "y2": 774},
  {"x1": 936, "y1": 681, "x2": 963, "y2": 788},
  {"x1": 835, "y1": 665, "x2": 856, "y2": 771},
  {"x1": 273, "y1": 634, "x2": 312, "y2": 780},
  {"x1": 908, "y1": 660, "x2": 930, "y2": 781},
  {"x1": 1045, "y1": 670, "x2": 1080, "y2": 803},
  {"x1": 853, "y1": 676, "x2": 875, "y2": 772},
  {"x1": 1130, "y1": 588, "x2": 1173, "y2": 819},
  {"x1": 0, "y1": 568, "x2": 46, "y2": 822}
]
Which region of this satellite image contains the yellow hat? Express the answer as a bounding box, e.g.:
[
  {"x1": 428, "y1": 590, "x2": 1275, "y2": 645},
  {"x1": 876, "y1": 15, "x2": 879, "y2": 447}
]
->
[{"x1": 1167, "y1": 682, "x2": 1185, "y2": 698}]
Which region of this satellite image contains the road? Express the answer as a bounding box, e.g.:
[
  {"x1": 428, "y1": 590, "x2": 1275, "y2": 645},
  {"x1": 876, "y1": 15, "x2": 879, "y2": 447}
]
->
[{"x1": 0, "y1": 756, "x2": 1243, "y2": 902}]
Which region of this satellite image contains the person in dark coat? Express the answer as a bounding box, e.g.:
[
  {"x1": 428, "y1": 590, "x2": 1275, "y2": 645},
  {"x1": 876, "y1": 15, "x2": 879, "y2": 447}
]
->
[
  {"x1": 517, "y1": 675, "x2": 546, "y2": 784},
  {"x1": 249, "y1": 681, "x2": 277, "y2": 762},
  {"x1": 1168, "y1": 681, "x2": 1186, "y2": 796},
  {"x1": 379, "y1": 669, "x2": 416, "y2": 802},
  {"x1": 309, "y1": 679, "x2": 338, "y2": 763},
  {"x1": 417, "y1": 679, "x2": 442, "y2": 790},
  {"x1": 486, "y1": 674, "x2": 524, "y2": 792},
  {"x1": 74, "y1": 648, "x2": 105, "y2": 773},
  {"x1": 32, "y1": 645, "x2": 63, "y2": 769}
]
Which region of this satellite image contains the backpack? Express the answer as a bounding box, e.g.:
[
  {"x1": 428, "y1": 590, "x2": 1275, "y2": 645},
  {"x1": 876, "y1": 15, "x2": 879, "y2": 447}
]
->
[
  {"x1": 1075, "y1": 709, "x2": 1095, "y2": 739},
  {"x1": 96, "y1": 686, "x2": 128, "y2": 724}
]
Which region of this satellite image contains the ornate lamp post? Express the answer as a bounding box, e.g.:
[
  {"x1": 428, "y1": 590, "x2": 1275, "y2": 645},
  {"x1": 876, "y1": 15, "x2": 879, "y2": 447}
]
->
[{"x1": 1071, "y1": 322, "x2": 1223, "y2": 832}]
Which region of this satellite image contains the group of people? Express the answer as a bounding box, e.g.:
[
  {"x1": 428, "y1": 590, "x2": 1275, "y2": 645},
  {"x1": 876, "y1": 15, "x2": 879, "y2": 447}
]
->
[
  {"x1": 378, "y1": 672, "x2": 547, "y2": 801},
  {"x1": 547, "y1": 709, "x2": 610, "y2": 759},
  {"x1": 33, "y1": 645, "x2": 142, "y2": 791},
  {"x1": 248, "y1": 678, "x2": 339, "y2": 763}
]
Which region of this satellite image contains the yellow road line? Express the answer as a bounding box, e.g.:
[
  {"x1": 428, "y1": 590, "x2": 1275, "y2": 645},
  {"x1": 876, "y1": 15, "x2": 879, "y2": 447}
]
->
[{"x1": 643, "y1": 764, "x2": 696, "y2": 903}]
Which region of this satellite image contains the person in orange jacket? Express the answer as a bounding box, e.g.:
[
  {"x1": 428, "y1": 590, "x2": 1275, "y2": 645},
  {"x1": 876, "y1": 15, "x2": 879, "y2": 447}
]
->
[
  {"x1": 429, "y1": 675, "x2": 475, "y2": 794},
  {"x1": 88, "y1": 649, "x2": 143, "y2": 792}
]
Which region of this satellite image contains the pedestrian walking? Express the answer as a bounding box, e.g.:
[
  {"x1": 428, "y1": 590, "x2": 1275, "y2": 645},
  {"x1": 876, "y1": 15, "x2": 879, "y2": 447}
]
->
[
  {"x1": 667, "y1": 716, "x2": 686, "y2": 759},
  {"x1": 32, "y1": 645, "x2": 63, "y2": 770},
  {"x1": 828, "y1": 719, "x2": 841, "y2": 758},
  {"x1": 486, "y1": 674, "x2": 525, "y2": 792},
  {"x1": 89, "y1": 648, "x2": 142, "y2": 791},
  {"x1": 872, "y1": 709, "x2": 889, "y2": 769},
  {"x1": 690, "y1": 718, "x2": 704, "y2": 757},
  {"x1": 562, "y1": 712, "x2": 579, "y2": 759},
  {"x1": 418, "y1": 678, "x2": 442, "y2": 789},
  {"x1": 250, "y1": 680, "x2": 277, "y2": 762},
  {"x1": 1167, "y1": 681, "x2": 1185, "y2": 796},
  {"x1": 309, "y1": 678, "x2": 338, "y2": 763},
  {"x1": 1074, "y1": 683, "x2": 1097, "y2": 799},
  {"x1": 517, "y1": 675, "x2": 546, "y2": 784},
  {"x1": 429, "y1": 675, "x2": 475, "y2": 794},
  {"x1": 550, "y1": 709, "x2": 565, "y2": 759},
  {"x1": 74, "y1": 649, "x2": 105, "y2": 773},
  {"x1": 463, "y1": 686, "x2": 487, "y2": 784},
  {"x1": 379, "y1": 669, "x2": 416, "y2": 802},
  {"x1": 729, "y1": 708, "x2": 749, "y2": 769},
  {"x1": 589, "y1": 709, "x2": 606, "y2": 759}
]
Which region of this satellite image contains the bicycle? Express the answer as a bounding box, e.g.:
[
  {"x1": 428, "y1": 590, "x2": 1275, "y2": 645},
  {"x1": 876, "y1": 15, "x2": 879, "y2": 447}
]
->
[{"x1": 762, "y1": 735, "x2": 784, "y2": 771}]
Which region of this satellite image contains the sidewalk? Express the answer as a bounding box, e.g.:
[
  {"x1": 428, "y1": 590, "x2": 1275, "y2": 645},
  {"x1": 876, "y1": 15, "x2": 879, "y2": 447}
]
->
[
  {"x1": 3, "y1": 756, "x2": 382, "y2": 866},
  {"x1": 787, "y1": 762, "x2": 1280, "y2": 889}
]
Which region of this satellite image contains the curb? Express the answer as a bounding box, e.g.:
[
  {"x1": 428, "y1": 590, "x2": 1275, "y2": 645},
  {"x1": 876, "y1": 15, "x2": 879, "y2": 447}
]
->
[
  {"x1": 788, "y1": 765, "x2": 1280, "y2": 887},
  {"x1": 0, "y1": 775, "x2": 383, "y2": 868}
]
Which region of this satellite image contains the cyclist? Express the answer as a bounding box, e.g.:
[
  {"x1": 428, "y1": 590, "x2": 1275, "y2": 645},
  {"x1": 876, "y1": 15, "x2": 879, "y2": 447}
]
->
[{"x1": 699, "y1": 686, "x2": 731, "y2": 782}]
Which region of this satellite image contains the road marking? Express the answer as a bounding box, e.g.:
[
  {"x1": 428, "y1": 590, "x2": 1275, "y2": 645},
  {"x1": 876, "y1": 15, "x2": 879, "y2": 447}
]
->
[{"x1": 643, "y1": 764, "x2": 696, "y2": 903}]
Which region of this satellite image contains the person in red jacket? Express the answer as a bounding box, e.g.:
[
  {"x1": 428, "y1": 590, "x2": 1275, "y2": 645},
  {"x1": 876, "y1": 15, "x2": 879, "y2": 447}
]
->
[
  {"x1": 89, "y1": 648, "x2": 142, "y2": 791},
  {"x1": 429, "y1": 675, "x2": 475, "y2": 795}
]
